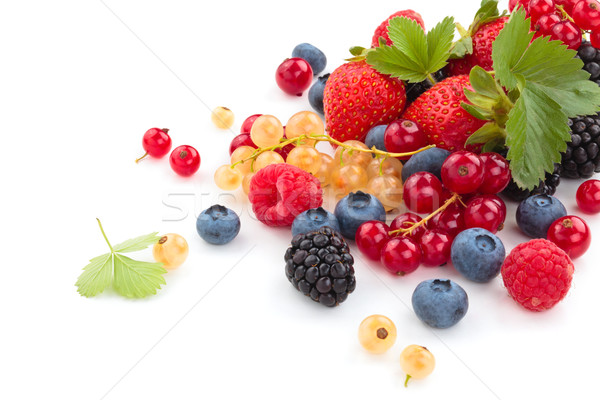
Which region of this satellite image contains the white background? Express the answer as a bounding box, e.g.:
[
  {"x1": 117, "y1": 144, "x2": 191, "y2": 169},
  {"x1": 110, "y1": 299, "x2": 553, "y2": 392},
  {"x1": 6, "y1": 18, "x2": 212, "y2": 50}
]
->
[{"x1": 1, "y1": 1, "x2": 598, "y2": 399}]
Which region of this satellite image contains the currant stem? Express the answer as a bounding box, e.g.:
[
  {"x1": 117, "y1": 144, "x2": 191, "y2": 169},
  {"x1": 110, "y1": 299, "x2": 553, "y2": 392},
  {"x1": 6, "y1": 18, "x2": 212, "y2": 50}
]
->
[
  {"x1": 404, "y1": 374, "x2": 412, "y2": 387},
  {"x1": 389, "y1": 192, "x2": 461, "y2": 237},
  {"x1": 96, "y1": 218, "x2": 114, "y2": 253},
  {"x1": 135, "y1": 152, "x2": 149, "y2": 163}
]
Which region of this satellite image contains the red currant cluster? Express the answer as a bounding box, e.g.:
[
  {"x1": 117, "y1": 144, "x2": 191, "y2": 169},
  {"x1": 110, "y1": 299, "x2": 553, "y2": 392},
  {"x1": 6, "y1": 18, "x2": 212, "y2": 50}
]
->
[
  {"x1": 137, "y1": 128, "x2": 201, "y2": 177},
  {"x1": 510, "y1": 0, "x2": 600, "y2": 49},
  {"x1": 356, "y1": 151, "x2": 511, "y2": 276}
]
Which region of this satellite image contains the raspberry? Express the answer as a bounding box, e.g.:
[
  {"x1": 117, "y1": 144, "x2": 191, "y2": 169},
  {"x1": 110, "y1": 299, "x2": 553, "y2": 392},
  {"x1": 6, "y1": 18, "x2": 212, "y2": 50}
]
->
[
  {"x1": 248, "y1": 163, "x2": 323, "y2": 227},
  {"x1": 501, "y1": 239, "x2": 574, "y2": 312}
]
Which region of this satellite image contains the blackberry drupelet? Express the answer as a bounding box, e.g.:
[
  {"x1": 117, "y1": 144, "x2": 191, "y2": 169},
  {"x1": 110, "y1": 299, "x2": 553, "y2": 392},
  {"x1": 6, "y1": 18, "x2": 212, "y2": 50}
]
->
[
  {"x1": 405, "y1": 70, "x2": 447, "y2": 105},
  {"x1": 284, "y1": 226, "x2": 356, "y2": 307},
  {"x1": 577, "y1": 41, "x2": 600, "y2": 87},
  {"x1": 561, "y1": 113, "x2": 600, "y2": 179}
]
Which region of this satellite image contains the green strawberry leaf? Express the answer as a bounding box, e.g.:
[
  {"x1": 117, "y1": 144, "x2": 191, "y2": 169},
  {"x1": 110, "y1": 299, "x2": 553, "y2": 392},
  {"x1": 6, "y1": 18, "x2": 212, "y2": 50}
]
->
[
  {"x1": 465, "y1": 122, "x2": 506, "y2": 145},
  {"x1": 449, "y1": 36, "x2": 473, "y2": 59},
  {"x1": 366, "y1": 43, "x2": 428, "y2": 82},
  {"x1": 468, "y1": 66, "x2": 501, "y2": 99},
  {"x1": 113, "y1": 254, "x2": 166, "y2": 299},
  {"x1": 113, "y1": 232, "x2": 161, "y2": 253},
  {"x1": 426, "y1": 17, "x2": 456, "y2": 73},
  {"x1": 75, "y1": 253, "x2": 113, "y2": 297},
  {"x1": 470, "y1": 0, "x2": 502, "y2": 33},
  {"x1": 388, "y1": 17, "x2": 428, "y2": 70},
  {"x1": 505, "y1": 84, "x2": 570, "y2": 189}
]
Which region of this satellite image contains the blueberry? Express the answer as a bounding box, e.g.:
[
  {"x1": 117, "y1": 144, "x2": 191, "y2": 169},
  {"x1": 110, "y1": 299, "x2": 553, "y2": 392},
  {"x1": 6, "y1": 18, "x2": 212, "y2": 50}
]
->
[
  {"x1": 401, "y1": 147, "x2": 451, "y2": 182},
  {"x1": 196, "y1": 205, "x2": 241, "y2": 245},
  {"x1": 451, "y1": 228, "x2": 505, "y2": 283},
  {"x1": 364, "y1": 125, "x2": 387, "y2": 152},
  {"x1": 412, "y1": 279, "x2": 468, "y2": 329},
  {"x1": 292, "y1": 207, "x2": 340, "y2": 236},
  {"x1": 516, "y1": 194, "x2": 567, "y2": 238},
  {"x1": 308, "y1": 74, "x2": 329, "y2": 114},
  {"x1": 334, "y1": 191, "x2": 386, "y2": 240},
  {"x1": 292, "y1": 43, "x2": 327, "y2": 75}
]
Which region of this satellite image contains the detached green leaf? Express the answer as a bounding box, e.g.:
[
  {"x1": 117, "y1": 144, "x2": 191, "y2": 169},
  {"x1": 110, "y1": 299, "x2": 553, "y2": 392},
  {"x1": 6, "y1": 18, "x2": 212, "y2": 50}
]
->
[
  {"x1": 113, "y1": 232, "x2": 161, "y2": 253},
  {"x1": 75, "y1": 253, "x2": 113, "y2": 297},
  {"x1": 113, "y1": 254, "x2": 166, "y2": 299},
  {"x1": 505, "y1": 85, "x2": 570, "y2": 189}
]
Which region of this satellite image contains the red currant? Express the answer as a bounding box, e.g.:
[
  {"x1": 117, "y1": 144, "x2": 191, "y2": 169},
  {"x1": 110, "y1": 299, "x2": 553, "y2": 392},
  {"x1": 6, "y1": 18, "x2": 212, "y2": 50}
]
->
[
  {"x1": 383, "y1": 119, "x2": 428, "y2": 160},
  {"x1": 547, "y1": 216, "x2": 591, "y2": 259},
  {"x1": 478, "y1": 152, "x2": 511, "y2": 194},
  {"x1": 427, "y1": 203, "x2": 465, "y2": 237},
  {"x1": 533, "y1": 13, "x2": 562, "y2": 38},
  {"x1": 274, "y1": 131, "x2": 295, "y2": 161},
  {"x1": 554, "y1": 0, "x2": 578, "y2": 14},
  {"x1": 572, "y1": 0, "x2": 600, "y2": 31},
  {"x1": 380, "y1": 236, "x2": 421, "y2": 276},
  {"x1": 419, "y1": 229, "x2": 452, "y2": 267},
  {"x1": 275, "y1": 58, "x2": 313, "y2": 96},
  {"x1": 240, "y1": 114, "x2": 262, "y2": 134},
  {"x1": 441, "y1": 151, "x2": 484, "y2": 194},
  {"x1": 479, "y1": 194, "x2": 507, "y2": 222},
  {"x1": 229, "y1": 133, "x2": 257, "y2": 156},
  {"x1": 463, "y1": 195, "x2": 505, "y2": 233},
  {"x1": 356, "y1": 221, "x2": 391, "y2": 261},
  {"x1": 550, "y1": 21, "x2": 583, "y2": 50},
  {"x1": 136, "y1": 128, "x2": 172, "y2": 163},
  {"x1": 511, "y1": 0, "x2": 531, "y2": 12},
  {"x1": 576, "y1": 179, "x2": 600, "y2": 213},
  {"x1": 403, "y1": 172, "x2": 444, "y2": 214},
  {"x1": 390, "y1": 213, "x2": 426, "y2": 240},
  {"x1": 169, "y1": 145, "x2": 201, "y2": 177},
  {"x1": 529, "y1": 0, "x2": 556, "y2": 22},
  {"x1": 592, "y1": 30, "x2": 600, "y2": 48}
]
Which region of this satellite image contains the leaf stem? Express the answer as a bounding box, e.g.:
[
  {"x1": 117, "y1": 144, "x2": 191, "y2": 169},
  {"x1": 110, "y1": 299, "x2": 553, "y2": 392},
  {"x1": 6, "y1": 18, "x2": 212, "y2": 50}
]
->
[
  {"x1": 96, "y1": 218, "x2": 114, "y2": 253},
  {"x1": 389, "y1": 193, "x2": 461, "y2": 236}
]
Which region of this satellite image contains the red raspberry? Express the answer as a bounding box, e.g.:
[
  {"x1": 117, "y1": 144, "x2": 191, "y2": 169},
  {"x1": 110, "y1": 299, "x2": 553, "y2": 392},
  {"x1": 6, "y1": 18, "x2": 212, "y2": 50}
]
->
[
  {"x1": 501, "y1": 239, "x2": 574, "y2": 312},
  {"x1": 371, "y1": 10, "x2": 425, "y2": 48},
  {"x1": 248, "y1": 164, "x2": 323, "y2": 227}
]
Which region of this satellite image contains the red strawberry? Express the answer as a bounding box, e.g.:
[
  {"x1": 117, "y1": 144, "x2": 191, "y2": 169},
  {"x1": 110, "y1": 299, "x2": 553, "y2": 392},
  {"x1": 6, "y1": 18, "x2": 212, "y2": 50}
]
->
[
  {"x1": 403, "y1": 75, "x2": 487, "y2": 152},
  {"x1": 371, "y1": 10, "x2": 426, "y2": 48},
  {"x1": 324, "y1": 61, "x2": 406, "y2": 143},
  {"x1": 447, "y1": 16, "x2": 508, "y2": 76}
]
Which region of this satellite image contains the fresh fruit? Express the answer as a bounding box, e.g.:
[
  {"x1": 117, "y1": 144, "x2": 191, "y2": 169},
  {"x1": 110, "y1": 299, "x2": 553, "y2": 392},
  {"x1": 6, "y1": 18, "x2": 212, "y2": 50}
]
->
[
  {"x1": 248, "y1": 164, "x2": 323, "y2": 227},
  {"x1": 463, "y1": 195, "x2": 506, "y2": 233},
  {"x1": 137, "y1": 127, "x2": 172, "y2": 162},
  {"x1": 152, "y1": 233, "x2": 189, "y2": 269},
  {"x1": 355, "y1": 220, "x2": 390, "y2": 261},
  {"x1": 560, "y1": 113, "x2": 600, "y2": 179},
  {"x1": 169, "y1": 145, "x2": 200, "y2": 177},
  {"x1": 533, "y1": 13, "x2": 562, "y2": 39},
  {"x1": 314, "y1": 153, "x2": 334, "y2": 187},
  {"x1": 390, "y1": 212, "x2": 426, "y2": 240},
  {"x1": 292, "y1": 43, "x2": 327, "y2": 75},
  {"x1": 333, "y1": 140, "x2": 372, "y2": 168},
  {"x1": 502, "y1": 162, "x2": 562, "y2": 201},
  {"x1": 451, "y1": 228, "x2": 505, "y2": 283},
  {"x1": 365, "y1": 174, "x2": 404, "y2": 210},
  {"x1": 229, "y1": 133, "x2": 257, "y2": 155},
  {"x1": 286, "y1": 146, "x2": 322, "y2": 174},
  {"x1": 529, "y1": 0, "x2": 555, "y2": 22},
  {"x1": 577, "y1": 41, "x2": 600, "y2": 87},
  {"x1": 230, "y1": 145, "x2": 256, "y2": 175},
  {"x1": 358, "y1": 315, "x2": 397, "y2": 354},
  {"x1": 254, "y1": 150, "x2": 285, "y2": 171},
  {"x1": 547, "y1": 215, "x2": 591, "y2": 259},
  {"x1": 366, "y1": 157, "x2": 403, "y2": 180},
  {"x1": 401, "y1": 147, "x2": 451, "y2": 182},
  {"x1": 214, "y1": 165, "x2": 243, "y2": 190},
  {"x1": 399, "y1": 345, "x2": 435, "y2": 387},
  {"x1": 250, "y1": 114, "x2": 284, "y2": 148},
  {"x1": 364, "y1": 125, "x2": 388, "y2": 152},
  {"x1": 308, "y1": 74, "x2": 330, "y2": 114},
  {"x1": 334, "y1": 191, "x2": 386, "y2": 240},
  {"x1": 291, "y1": 207, "x2": 340, "y2": 237},
  {"x1": 211, "y1": 106, "x2": 234, "y2": 129},
  {"x1": 554, "y1": 0, "x2": 577, "y2": 13},
  {"x1": 501, "y1": 239, "x2": 574, "y2": 311},
  {"x1": 593, "y1": 30, "x2": 600, "y2": 48},
  {"x1": 284, "y1": 226, "x2": 356, "y2": 307},
  {"x1": 240, "y1": 114, "x2": 262, "y2": 134},
  {"x1": 275, "y1": 57, "x2": 313, "y2": 96},
  {"x1": 550, "y1": 21, "x2": 582, "y2": 50},
  {"x1": 419, "y1": 229, "x2": 452, "y2": 267},
  {"x1": 572, "y1": 0, "x2": 600, "y2": 31},
  {"x1": 285, "y1": 110, "x2": 324, "y2": 147},
  {"x1": 324, "y1": 61, "x2": 406, "y2": 143},
  {"x1": 380, "y1": 236, "x2": 422, "y2": 275},
  {"x1": 196, "y1": 205, "x2": 241, "y2": 245},
  {"x1": 516, "y1": 194, "x2": 567, "y2": 238},
  {"x1": 371, "y1": 10, "x2": 425, "y2": 48},
  {"x1": 427, "y1": 203, "x2": 465, "y2": 237},
  {"x1": 402, "y1": 172, "x2": 444, "y2": 214},
  {"x1": 330, "y1": 164, "x2": 369, "y2": 197},
  {"x1": 242, "y1": 172, "x2": 254, "y2": 195},
  {"x1": 478, "y1": 152, "x2": 511, "y2": 194},
  {"x1": 576, "y1": 179, "x2": 600, "y2": 213},
  {"x1": 441, "y1": 151, "x2": 485, "y2": 194},
  {"x1": 405, "y1": 70, "x2": 447, "y2": 106},
  {"x1": 383, "y1": 119, "x2": 428, "y2": 159},
  {"x1": 412, "y1": 279, "x2": 468, "y2": 328},
  {"x1": 403, "y1": 75, "x2": 487, "y2": 151}
]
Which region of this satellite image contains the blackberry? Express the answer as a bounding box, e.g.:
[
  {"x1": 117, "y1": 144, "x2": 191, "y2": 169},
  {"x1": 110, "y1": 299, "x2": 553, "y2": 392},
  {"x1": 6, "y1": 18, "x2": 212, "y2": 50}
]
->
[
  {"x1": 405, "y1": 70, "x2": 447, "y2": 105},
  {"x1": 500, "y1": 148, "x2": 562, "y2": 201},
  {"x1": 561, "y1": 113, "x2": 600, "y2": 179},
  {"x1": 284, "y1": 226, "x2": 356, "y2": 307},
  {"x1": 577, "y1": 41, "x2": 600, "y2": 87}
]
